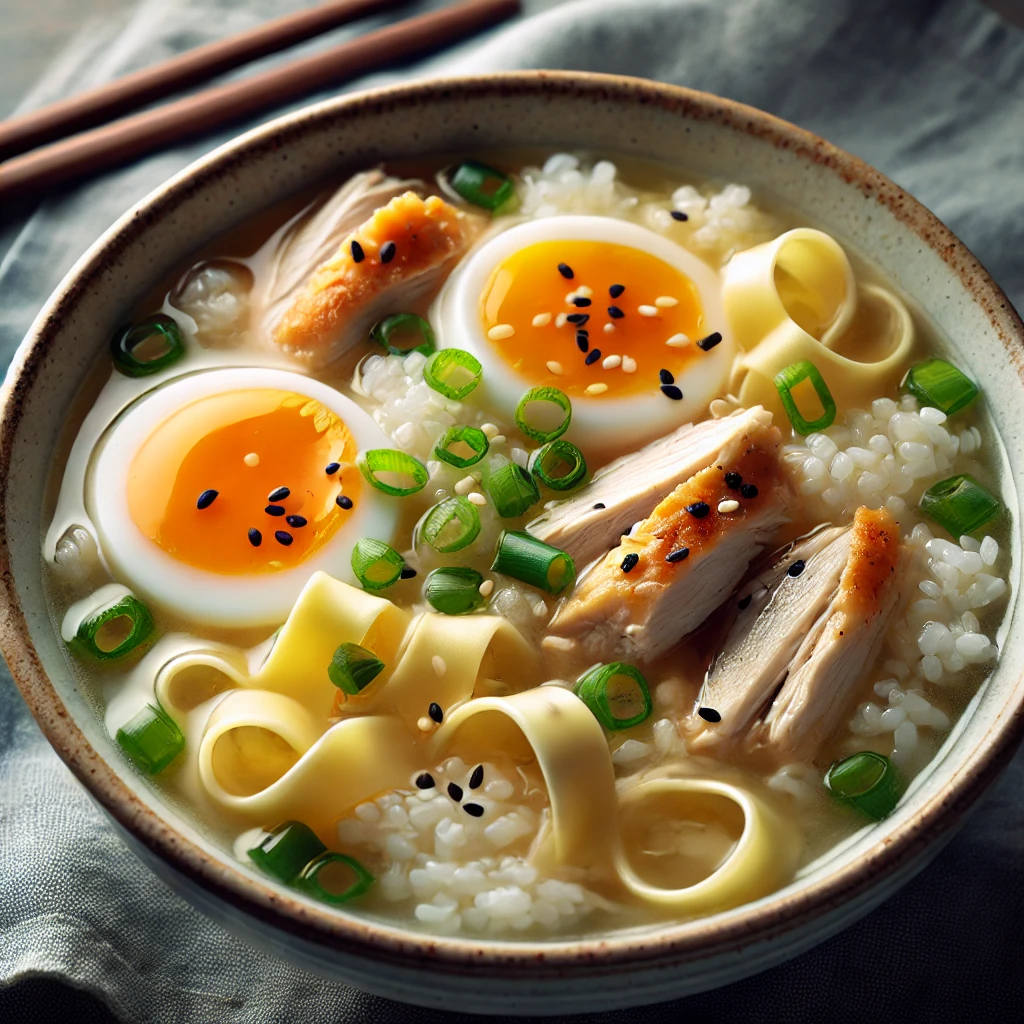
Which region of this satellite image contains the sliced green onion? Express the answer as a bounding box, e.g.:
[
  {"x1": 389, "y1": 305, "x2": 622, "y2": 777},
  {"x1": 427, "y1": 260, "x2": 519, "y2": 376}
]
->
[
  {"x1": 918, "y1": 473, "x2": 1002, "y2": 536},
  {"x1": 248, "y1": 821, "x2": 327, "y2": 884},
  {"x1": 423, "y1": 348, "x2": 482, "y2": 401},
  {"x1": 773, "y1": 360, "x2": 837, "y2": 435},
  {"x1": 111, "y1": 314, "x2": 185, "y2": 377},
  {"x1": 434, "y1": 425, "x2": 489, "y2": 468},
  {"x1": 74, "y1": 591, "x2": 154, "y2": 661},
  {"x1": 424, "y1": 566, "x2": 485, "y2": 615},
  {"x1": 358, "y1": 448, "x2": 428, "y2": 497},
  {"x1": 529, "y1": 439, "x2": 587, "y2": 491},
  {"x1": 491, "y1": 529, "x2": 576, "y2": 595},
  {"x1": 481, "y1": 455, "x2": 540, "y2": 518},
  {"x1": 415, "y1": 496, "x2": 481, "y2": 553},
  {"x1": 824, "y1": 751, "x2": 903, "y2": 820},
  {"x1": 573, "y1": 663, "x2": 652, "y2": 731},
  {"x1": 370, "y1": 313, "x2": 436, "y2": 357},
  {"x1": 902, "y1": 358, "x2": 978, "y2": 415},
  {"x1": 328, "y1": 642, "x2": 384, "y2": 695},
  {"x1": 298, "y1": 851, "x2": 374, "y2": 904},
  {"x1": 116, "y1": 703, "x2": 184, "y2": 774},
  {"x1": 351, "y1": 538, "x2": 405, "y2": 590},
  {"x1": 448, "y1": 160, "x2": 516, "y2": 212},
  {"x1": 514, "y1": 386, "x2": 572, "y2": 443}
]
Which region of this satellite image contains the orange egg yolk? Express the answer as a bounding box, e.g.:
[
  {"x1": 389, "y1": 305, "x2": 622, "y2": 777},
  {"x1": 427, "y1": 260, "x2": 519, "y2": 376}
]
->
[
  {"x1": 127, "y1": 389, "x2": 361, "y2": 574},
  {"x1": 480, "y1": 240, "x2": 709, "y2": 398}
]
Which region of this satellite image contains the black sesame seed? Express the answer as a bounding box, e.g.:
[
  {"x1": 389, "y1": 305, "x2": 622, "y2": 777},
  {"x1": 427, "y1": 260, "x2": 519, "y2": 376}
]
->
[
  {"x1": 336, "y1": 495, "x2": 354, "y2": 510},
  {"x1": 696, "y1": 331, "x2": 723, "y2": 351},
  {"x1": 400, "y1": 566, "x2": 418, "y2": 580},
  {"x1": 428, "y1": 702, "x2": 443, "y2": 723},
  {"x1": 469, "y1": 764, "x2": 484, "y2": 789},
  {"x1": 788, "y1": 559, "x2": 806, "y2": 578},
  {"x1": 621, "y1": 552, "x2": 640, "y2": 573},
  {"x1": 285, "y1": 515, "x2": 307, "y2": 528},
  {"x1": 274, "y1": 530, "x2": 293, "y2": 546},
  {"x1": 665, "y1": 547, "x2": 690, "y2": 563},
  {"x1": 659, "y1": 368, "x2": 675, "y2": 385},
  {"x1": 724, "y1": 471, "x2": 742, "y2": 489},
  {"x1": 567, "y1": 313, "x2": 590, "y2": 325},
  {"x1": 738, "y1": 594, "x2": 752, "y2": 610},
  {"x1": 607, "y1": 305, "x2": 625, "y2": 319},
  {"x1": 576, "y1": 333, "x2": 589, "y2": 353},
  {"x1": 609, "y1": 283, "x2": 625, "y2": 298},
  {"x1": 268, "y1": 486, "x2": 290, "y2": 502},
  {"x1": 463, "y1": 803, "x2": 485, "y2": 817},
  {"x1": 415, "y1": 772, "x2": 435, "y2": 790},
  {"x1": 585, "y1": 349, "x2": 601, "y2": 365},
  {"x1": 557, "y1": 262, "x2": 574, "y2": 279},
  {"x1": 686, "y1": 501, "x2": 711, "y2": 519},
  {"x1": 740, "y1": 483, "x2": 759, "y2": 499},
  {"x1": 325, "y1": 462, "x2": 341, "y2": 475},
  {"x1": 447, "y1": 782, "x2": 463, "y2": 802},
  {"x1": 572, "y1": 297, "x2": 592, "y2": 307},
  {"x1": 593, "y1": 502, "x2": 606, "y2": 510},
  {"x1": 196, "y1": 489, "x2": 218, "y2": 510},
  {"x1": 661, "y1": 384, "x2": 684, "y2": 401},
  {"x1": 670, "y1": 210, "x2": 689, "y2": 222},
  {"x1": 698, "y1": 707, "x2": 722, "y2": 723},
  {"x1": 247, "y1": 528, "x2": 262, "y2": 547},
  {"x1": 265, "y1": 504, "x2": 285, "y2": 516},
  {"x1": 380, "y1": 240, "x2": 396, "y2": 264},
  {"x1": 350, "y1": 240, "x2": 365, "y2": 263}
]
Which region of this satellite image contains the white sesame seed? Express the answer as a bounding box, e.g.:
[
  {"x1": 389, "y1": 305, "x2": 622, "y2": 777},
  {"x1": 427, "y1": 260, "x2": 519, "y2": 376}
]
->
[
  {"x1": 665, "y1": 333, "x2": 690, "y2": 347},
  {"x1": 478, "y1": 579, "x2": 494, "y2": 597},
  {"x1": 432, "y1": 655, "x2": 447, "y2": 677},
  {"x1": 603, "y1": 323, "x2": 616, "y2": 334},
  {"x1": 565, "y1": 291, "x2": 579, "y2": 304},
  {"x1": 533, "y1": 600, "x2": 548, "y2": 618},
  {"x1": 541, "y1": 636, "x2": 576, "y2": 652},
  {"x1": 602, "y1": 355, "x2": 622, "y2": 369},
  {"x1": 655, "y1": 296, "x2": 679, "y2": 308},
  {"x1": 454, "y1": 475, "x2": 476, "y2": 495},
  {"x1": 621, "y1": 355, "x2": 637, "y2": 373},
  {"x1": 481, "y1": 423, "x2": 500, "y2": 438},
  {"x1": 490, "y1": 435, "x2": 507, "y2": 446},
  {"x1": 546, "y1": 360, "x2": 564, "y2": 375},
  {"x1": 575, "y1": 285, "x2": 593, "y2": 298},
  {"x1": 555, "y1": 313, "x2": 568, "y2": 328},
  {"x1": 468, "y1": 492, "x2": 487, "y2": 506},
  {"x1": 584, "y1": 383, "x2": 609, "y2": 395},
  {"x1": 718, "y1": 499, "x2": 740, "y2": 513},
  {"x1": 532, "y1": 312, "x2": 552, "y2": 328},
  {"x1": 243, "y1": 452, "x2": 260, "y2": 467},
  {"x1": 624, "y1": 624, "x2": 644, "y2": 636},
  {"x1": 638, "y1": 305, "x2": 659, "y2": 317},
  {"x1": 488, "y1": 324, "x2": 515, "y2": 341},
  {"x1": 417, "y1": 717, "x2": 434, "y2": 732}
]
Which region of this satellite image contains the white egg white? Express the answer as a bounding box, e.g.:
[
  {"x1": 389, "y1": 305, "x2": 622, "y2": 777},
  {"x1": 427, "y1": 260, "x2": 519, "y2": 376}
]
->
[{"x1": 432, "y1": 215, "x2": 735, "y2": 450}]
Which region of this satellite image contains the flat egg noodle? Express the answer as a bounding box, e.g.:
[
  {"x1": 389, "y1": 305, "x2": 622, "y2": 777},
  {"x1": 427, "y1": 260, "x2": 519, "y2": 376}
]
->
[{"x1": 723, "y1": 228, "x2": 913, "y2": 424}]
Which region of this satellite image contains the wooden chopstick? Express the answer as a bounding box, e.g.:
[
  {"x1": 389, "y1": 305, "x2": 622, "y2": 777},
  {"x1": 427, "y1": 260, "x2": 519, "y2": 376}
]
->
[
  {"x1": 0, "y1": 0, "x2": 413, "y2": 163},
  {"x1": 0, "y1": 0, "x2": 520, "y2": 205}
]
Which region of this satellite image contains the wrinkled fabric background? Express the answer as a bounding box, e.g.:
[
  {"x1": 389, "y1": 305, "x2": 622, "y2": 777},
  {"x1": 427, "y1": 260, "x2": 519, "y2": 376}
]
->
[{"x1": 1, "y1": 1, "x2": 1023, "y2": 1021}]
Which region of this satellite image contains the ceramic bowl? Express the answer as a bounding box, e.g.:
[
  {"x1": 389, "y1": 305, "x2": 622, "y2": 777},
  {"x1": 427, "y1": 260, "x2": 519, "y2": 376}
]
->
[{"x1": 1, "y1": 73, "x2": 1021, "y2": 1015}]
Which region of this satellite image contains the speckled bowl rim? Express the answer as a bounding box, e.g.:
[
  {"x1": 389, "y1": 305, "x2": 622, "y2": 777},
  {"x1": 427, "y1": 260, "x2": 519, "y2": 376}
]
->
[{"x1": 2, "y1": 71, "x2": 1023, "y2": 979}]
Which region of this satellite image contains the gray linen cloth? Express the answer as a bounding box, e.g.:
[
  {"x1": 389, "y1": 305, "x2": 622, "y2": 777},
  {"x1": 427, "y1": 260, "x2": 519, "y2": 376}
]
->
[{"x1": 2, "y1": 1, "x2": 1023, "y2": 1020}]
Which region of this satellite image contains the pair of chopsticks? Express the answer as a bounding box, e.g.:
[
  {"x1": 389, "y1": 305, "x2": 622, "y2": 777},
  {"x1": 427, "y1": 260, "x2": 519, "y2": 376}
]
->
[{"x1": 0, "y1": 0, "x2": 520, "y2": 205}]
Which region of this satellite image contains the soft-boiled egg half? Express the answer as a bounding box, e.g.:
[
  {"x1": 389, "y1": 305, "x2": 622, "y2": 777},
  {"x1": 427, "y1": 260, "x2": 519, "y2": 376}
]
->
[
  {"x1": 87, "y1": 367, "x2": 397, "y2": 628},
  {"x1": 435, "y1": 215, "x2": 734, "y2": 449}
]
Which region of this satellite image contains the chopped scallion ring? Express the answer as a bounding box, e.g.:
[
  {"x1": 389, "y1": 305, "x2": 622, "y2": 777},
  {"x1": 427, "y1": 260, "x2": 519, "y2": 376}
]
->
[
  {"x1": 115, "y1": 703, "x2": 184, "y2": 774},
  {"x1": 111, "y1": 314, "x2": 185, "y2": 377},
  {"x1": 514, "y1": 386, "x2": 572, "y2": 444},
  {"x1": 423, "y1": 348, "x2": 482, "y2": 401},
  {"x1": 529, "y1": 439, "x2": 587, "y2": 491},
  {"x1": 918, "y1": 473, "x2": 1002, "y2": 536},
  {"x1": 415, "y1": 496, "x2": 481, "y2": 553},
  {"x1": 351, "y1": 538, "x2": 405, "y2": 590},
  {"x1": 481, "y1": 455, "x2": 540, "y2": 518},
  {"x1": 298, "y1": 851, "x2": 374, "y2": 904},
  {"x1": 490, "y1": 529, "x2": 576, "y2": 595},
  {"x1": 328, "y1": 642, "x2": 385, "y2": 695},
  {"x1": 573, "y1": 662, "x2": 652, "y2": 731},
  {"x1": 358, "y1": 448, "x2": 428, "y2": 497},
  {"x1": 74, "y1": 591, "x2": 154, "y2": 661},
  {"x1": 424, "y1": 566, "x2": 485, "y2": 615},
  {"x1": 447, "y1": 160, "x2": 516, "y2": 212},
  {"x1": 773, "y1": 360, "x2": 837, "y2": 435},
  {"x1": 370, "y1": 313, "x2": 436, "y2": 357},
  {"x1": 824, "y1": 751, "x2": 903, "y2": 820},
  {"x1": 434, "y1": 425, "x2": 489, "y2": 468},
  {"x1": 902, "y1": 358, "x2": 978, "y2": 415},
  {"x1": 248, "y1": 821, "x2": 327, "y2": 884}
]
